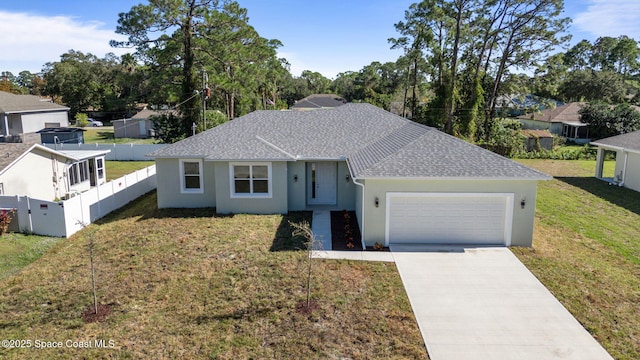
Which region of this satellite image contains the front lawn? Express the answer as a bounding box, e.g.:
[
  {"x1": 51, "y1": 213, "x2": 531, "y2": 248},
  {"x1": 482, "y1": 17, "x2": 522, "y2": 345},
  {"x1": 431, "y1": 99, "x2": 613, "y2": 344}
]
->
[
  {"x1": 0, "y1": 192, "x2": 426, "y2": 359},
  {"x1": 514, "y1": 159, "x2": 640, "y2": 360}
]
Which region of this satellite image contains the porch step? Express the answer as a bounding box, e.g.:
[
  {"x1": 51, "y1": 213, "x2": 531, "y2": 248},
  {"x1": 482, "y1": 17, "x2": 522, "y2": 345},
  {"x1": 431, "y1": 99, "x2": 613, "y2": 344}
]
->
[{"x1": 311, "y1": 210, "x2": 332, "y2": 251}]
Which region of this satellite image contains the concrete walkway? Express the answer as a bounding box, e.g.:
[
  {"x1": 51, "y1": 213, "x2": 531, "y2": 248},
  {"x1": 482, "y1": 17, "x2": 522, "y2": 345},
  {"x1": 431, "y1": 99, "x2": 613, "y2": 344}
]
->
[
  {"x1": 391, "y1": 245, "x2": 613, "y2": 360},
  {"x1": 310, "y1": 210, "x2": 332, "y2": 251}
]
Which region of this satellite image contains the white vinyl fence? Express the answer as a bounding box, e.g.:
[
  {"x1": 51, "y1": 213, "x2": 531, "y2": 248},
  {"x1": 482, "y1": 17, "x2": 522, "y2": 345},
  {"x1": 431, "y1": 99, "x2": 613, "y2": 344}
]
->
[
  {"x1": 43, "y1": 143, "x2": 167, "y2": 161},
  {"x1": 0, "y1": 165, "x2": 156, "y2": 238}
]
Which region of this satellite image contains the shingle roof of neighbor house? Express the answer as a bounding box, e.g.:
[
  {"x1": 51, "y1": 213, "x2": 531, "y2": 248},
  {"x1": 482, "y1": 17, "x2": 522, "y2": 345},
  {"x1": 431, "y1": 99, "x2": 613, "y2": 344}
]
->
[
  {"x1": 149, "y1": 103, "x2": 549, "y2": 179},
  {"x1": 517, "y1": 102, "x2": 583, "y2": 124},
  {"x1": 0, "y1": 91, "x2": 69, "y2": 114},
  {"x1": 291, "y1": 94, "x2": 347, "y2": 109},
  {"x1": 0, "y1": 143, "x2": 34, "y2": 172},
  {"x1": 131, "y1": 109, "x2": 178, "y2": 120},
  {"x1": 590, "y1": 130, "x2": 640, "y2": 152}
]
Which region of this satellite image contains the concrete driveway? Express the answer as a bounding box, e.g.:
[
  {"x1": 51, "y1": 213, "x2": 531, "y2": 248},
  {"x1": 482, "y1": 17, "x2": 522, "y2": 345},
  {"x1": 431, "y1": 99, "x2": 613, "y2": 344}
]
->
[{"x1": 390, "y1": 245, "x2": 612, "y2": 360}]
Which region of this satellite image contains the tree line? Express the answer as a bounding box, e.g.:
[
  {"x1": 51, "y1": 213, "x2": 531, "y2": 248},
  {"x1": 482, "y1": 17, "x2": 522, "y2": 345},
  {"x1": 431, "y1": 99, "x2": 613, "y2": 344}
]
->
[{"x1": 2, "y1": 0, "x2": 639, "y2": 143}]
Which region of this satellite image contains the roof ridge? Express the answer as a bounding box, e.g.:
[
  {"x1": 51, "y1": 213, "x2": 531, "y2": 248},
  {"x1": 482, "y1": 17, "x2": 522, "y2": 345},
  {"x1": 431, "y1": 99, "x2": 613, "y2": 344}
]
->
[
  {"x1": 348, "y1": 122, "x2": 429, "y2": 177},
  {"x1": 255, "y1": 135, "x2": 296, "y2": 159}
]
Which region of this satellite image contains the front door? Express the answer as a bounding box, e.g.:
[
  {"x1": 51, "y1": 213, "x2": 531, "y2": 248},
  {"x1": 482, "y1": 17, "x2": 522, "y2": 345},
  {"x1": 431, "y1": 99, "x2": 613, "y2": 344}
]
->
[{"x1": 307, "y1": 162, "x2": 337, "y2": 205}]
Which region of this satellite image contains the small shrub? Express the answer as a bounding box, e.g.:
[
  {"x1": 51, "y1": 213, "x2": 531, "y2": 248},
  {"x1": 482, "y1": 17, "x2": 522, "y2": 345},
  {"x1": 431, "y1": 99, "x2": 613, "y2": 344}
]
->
[
  {"x1": 75, "y1": 113, "x2": 89, "y2": 128},
  {"x1": 0, "y1": 209, "x2": 15, "y2": 236}
]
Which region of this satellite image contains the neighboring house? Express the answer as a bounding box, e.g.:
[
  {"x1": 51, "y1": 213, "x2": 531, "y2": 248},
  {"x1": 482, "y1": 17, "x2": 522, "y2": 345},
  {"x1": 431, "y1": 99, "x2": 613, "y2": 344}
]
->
[
  {"x1": 0, "y1": 91, "x2": 70, "y2": 142},
  {"x1": 291, "y1": 94, "x2": 347, "y2": 110},
  {"x1": 113, "y1": 109, "x2": 170, "y2": 139},
  {"x1": 521, "y1": 129, "x2": 553, "y2": 151},
  {"x1": 496, "y1": 94, "x2": 563, "y2": 117},
  {"x1": 591, "y1": 130, "x2": 640, "y2": 192},
  {"x1": 516, "y1": 102, "x2": 590, "y2": 143},
  {"x1": 0, "y1": 143, "x2": 109, "y2": 200},
  {"x1": 149, "y1": 103, "x2": 550, "y2": 247}
]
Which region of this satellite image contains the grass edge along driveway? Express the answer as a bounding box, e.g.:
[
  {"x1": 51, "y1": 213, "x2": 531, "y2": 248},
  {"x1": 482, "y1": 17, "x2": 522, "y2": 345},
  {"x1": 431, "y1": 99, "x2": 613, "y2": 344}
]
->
[{"x1": 513, "y1": 159, "x2": 639, "y2": 360}]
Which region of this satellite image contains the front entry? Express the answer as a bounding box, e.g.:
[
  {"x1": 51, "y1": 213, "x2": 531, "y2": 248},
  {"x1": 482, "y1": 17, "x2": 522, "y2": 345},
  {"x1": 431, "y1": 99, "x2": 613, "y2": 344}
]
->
[{"x1": 307, "y1": 162, "x2": 337, "y2": 205}]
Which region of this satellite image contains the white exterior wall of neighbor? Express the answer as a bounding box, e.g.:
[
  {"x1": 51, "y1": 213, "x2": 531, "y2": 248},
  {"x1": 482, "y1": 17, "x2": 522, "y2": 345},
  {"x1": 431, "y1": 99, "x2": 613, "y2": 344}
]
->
[
  {"x1": 611, "y1": 149, "x2": 640, "y2": 192},
  {"x1": 14, "y1": 111, "x2": 69, "y2": 134},
  {"x1": 0, "y1": 148, "x2": 68, "y2": 200},
  {"x1": 155, "y1": 158, "x2": 216, "y2": 208},
  {"x1": 624, "y1": 152, "x2": 640, "y2": 192},
  {"x1": 358, "y1": 179, "x2": 539, "y2": 247},
  {"x1": 597, "y1": 147, "x2": 640, "y2": 193}
]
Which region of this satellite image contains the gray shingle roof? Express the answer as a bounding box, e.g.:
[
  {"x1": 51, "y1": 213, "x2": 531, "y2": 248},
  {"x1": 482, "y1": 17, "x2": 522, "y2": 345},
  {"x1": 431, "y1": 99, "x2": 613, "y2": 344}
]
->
[
  {"x1": 149, "y1": 103, "x2": 549, "y2": 180},
  {"x1": 0, "y1": 143, "x2": 34, "y2": 172},
  {"x1": 291, "y1": 94, "x2": 347, "y2": 109},
  {"x1": 0, "y1": 91, "x2": 69, "y2": 114},
  {"x1": 591, "y1": 130, "x2": 640, "y2": 152}
]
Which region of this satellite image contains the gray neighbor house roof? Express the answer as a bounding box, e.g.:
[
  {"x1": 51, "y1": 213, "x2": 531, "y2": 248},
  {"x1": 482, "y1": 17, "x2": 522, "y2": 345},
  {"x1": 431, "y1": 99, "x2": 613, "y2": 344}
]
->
[
  {"x1": 149, "y1": 103, "x2": 549, "y2": 180},
  {"x1": 590, "y1": 130, "x2": 640, "y2": 152},
  {"x1": 0, "y1": 91, "x2": 69, "y2": 114}
]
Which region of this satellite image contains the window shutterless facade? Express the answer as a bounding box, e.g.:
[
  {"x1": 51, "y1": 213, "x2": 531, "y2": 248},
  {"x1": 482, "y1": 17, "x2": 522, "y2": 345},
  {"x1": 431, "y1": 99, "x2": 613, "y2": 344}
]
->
[
  {"x1": 69, "y1": 160, "x2": 89, "y2": 186},
  {"x1": 180, "y1": 159, "x2": 203, "y2": 193},
  {"x1": 230, "y1": 163, "x2": 271, "y2": 198}
]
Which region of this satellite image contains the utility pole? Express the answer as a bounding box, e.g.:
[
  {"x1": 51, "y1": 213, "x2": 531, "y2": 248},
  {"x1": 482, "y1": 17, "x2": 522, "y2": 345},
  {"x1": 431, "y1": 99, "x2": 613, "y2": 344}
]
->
[{"x1": 202, "y1": 70, "x2": 209, "y2": 131}]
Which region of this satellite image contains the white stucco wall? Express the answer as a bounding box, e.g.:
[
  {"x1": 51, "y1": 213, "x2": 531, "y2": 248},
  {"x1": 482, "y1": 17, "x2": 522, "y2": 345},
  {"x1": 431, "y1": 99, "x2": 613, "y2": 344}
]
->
[
  {"x1": 358, "y1": 179, "x2": 540, "y2": 247},
  {"x1": 619, "y1": 151, "x2": 640, "y2": 192},
  {"x1": 0, "y1": 148, "x2": 68, "y2": 200},
  {"x1": 18, "y1": 111, "x2": 69, "y2": 134}
]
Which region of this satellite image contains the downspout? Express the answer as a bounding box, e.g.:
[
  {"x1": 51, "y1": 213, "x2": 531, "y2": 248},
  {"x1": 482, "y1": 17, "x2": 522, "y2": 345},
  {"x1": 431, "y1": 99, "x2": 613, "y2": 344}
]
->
[{"x1": 346, "y1": 160, "x2": 366, "y2": 250}]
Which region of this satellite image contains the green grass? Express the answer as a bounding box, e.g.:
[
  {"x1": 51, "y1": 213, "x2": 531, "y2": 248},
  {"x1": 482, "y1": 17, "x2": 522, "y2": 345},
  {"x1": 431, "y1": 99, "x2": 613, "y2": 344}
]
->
[
  {"x1": 82, "y1": 127, "x2": 156, "y2": 144},
  {"x1": 105, "y1": 161, "x2": 155, "y2": 181},
  {"x1": 513, "y1": 159, "x2": 640, "y2": 359},
  {"x1": 0, "y1": 192, "x2": 426, "y2": 359},
  {"x1": 0, "y1": 233, "x2": 62, "y2": 281}
]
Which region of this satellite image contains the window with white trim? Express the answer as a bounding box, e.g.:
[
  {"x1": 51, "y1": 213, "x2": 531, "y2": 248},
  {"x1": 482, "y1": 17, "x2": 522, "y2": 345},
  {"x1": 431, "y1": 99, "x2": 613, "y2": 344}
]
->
[
  {"x1": 180, "y1": 159, "x2": 203, "y2": 193},
  {"x1": 69, "y1": 160, "x2": 89, "y2": 186},
  {"x1": 96, "y1": 158, "x2": 105, "y2": 180},
  {"x1": 230, "y1": 163, "x2": 271, "y2": 197}
]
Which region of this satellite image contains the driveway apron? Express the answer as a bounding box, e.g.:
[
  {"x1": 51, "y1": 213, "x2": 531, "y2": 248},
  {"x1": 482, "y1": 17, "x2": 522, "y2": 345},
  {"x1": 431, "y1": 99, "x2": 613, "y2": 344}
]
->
[{"x1": 390, "y1": 245, "x2": 613, "y2": 360}]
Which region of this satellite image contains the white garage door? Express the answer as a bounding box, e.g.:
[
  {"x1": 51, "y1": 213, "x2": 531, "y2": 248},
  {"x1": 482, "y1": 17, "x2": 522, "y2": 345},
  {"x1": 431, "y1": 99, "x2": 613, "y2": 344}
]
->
[{"x1": 386, "y1": 193, "x2": 513, "y2": 246}]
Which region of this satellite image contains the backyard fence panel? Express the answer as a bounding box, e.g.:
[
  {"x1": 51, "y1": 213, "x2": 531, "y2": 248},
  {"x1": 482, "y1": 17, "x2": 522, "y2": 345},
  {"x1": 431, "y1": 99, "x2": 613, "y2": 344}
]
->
[
  {"x1": 27, "y1": 198, "x2": 66, "y2": 237},
  {"x1": 62, "y1": 195, "x2": 86, "y2": 236}
]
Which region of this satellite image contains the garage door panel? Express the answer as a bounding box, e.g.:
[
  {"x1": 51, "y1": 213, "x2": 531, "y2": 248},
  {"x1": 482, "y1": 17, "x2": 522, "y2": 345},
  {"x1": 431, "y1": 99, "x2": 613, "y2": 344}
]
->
[{"x1": 387, "y1": 194, "x2": 511, "y2": 245}]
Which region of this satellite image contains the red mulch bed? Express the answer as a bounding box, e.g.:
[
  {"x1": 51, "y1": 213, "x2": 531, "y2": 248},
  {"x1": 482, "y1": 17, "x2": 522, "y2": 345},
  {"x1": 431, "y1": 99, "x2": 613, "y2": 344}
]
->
[
  {"x1": 330, "y1": 210, "x2": 363, "y2": 251},
  {"x1": 295, "y1": 300, "x2": 320, "y2": 314},
  {"x1": 82, "y1": 303, "x2": 112, "y2": 323}
]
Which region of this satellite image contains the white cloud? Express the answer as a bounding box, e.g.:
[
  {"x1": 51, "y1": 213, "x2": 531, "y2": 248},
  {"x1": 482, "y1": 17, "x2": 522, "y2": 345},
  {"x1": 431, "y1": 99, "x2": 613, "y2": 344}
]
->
[
  {"x1": 573, "y1": 0, "x2": 640, "y2": 38},
  {"x1": 0, "y1": 11, "x2": 129, "y2": 74}
]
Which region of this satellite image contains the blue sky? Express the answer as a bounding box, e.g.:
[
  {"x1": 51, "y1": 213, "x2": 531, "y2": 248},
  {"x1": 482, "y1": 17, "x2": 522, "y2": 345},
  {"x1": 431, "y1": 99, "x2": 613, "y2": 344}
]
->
[{"x1": 1, "y1": 0, "x2": 639, "y2": 79}]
